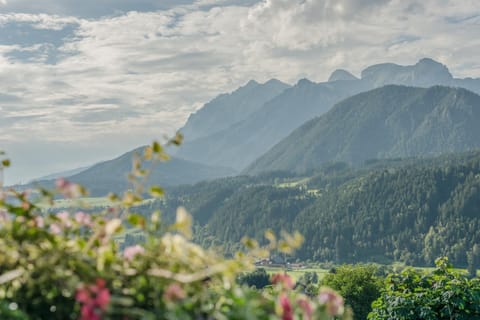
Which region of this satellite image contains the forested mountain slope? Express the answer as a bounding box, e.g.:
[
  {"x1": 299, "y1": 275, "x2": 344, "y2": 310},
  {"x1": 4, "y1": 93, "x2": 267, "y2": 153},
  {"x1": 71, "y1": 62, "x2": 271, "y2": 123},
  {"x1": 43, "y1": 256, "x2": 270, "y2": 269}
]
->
[
  {"x1": 149, "y1": 152, "x2": 480, "y2": 266},
  {"x1": 293, "y1": 154, "x2": 480, "y2": 265},
  {"x1": 246, "y1": 85, "x2": 480, "y2": 174}
]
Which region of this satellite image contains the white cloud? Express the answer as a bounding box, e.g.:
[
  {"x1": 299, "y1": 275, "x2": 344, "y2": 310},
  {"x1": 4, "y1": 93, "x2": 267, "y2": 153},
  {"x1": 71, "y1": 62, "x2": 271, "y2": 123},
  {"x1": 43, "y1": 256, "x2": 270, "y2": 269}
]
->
[
  {"x1": 0, "y1": 13, "x2": 80, "y2": 29},
  {"x1": 0, "y1": 0, "x2": 480, "y2": 183}
]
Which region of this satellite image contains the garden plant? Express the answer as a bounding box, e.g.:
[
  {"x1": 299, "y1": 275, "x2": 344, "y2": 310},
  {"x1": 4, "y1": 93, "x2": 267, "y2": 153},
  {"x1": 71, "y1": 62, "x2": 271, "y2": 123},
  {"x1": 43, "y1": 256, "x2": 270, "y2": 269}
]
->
[{"x1": 0, "y1": 142, "x2": 351, "y2": 320}]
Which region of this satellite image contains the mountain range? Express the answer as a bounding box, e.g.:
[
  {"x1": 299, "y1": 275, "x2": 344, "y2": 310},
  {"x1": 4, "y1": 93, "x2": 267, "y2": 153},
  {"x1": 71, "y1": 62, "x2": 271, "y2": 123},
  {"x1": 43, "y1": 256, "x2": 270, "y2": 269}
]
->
[
  {"x1": 246, "y1": 85, "x2": 480, "y2": 174},
  {"x1": 175, "y1": 58, "x2": 480, "y2": 171},
  {"x1": 22, "y1": 58, "x2": 480, "y2": 197},
  {"x1": 179, "y1": 79, "x2": 290, "y2": 142},
  {"x1": 176, "y1": 77, "x2": 370, "y2": 170},
  {"x1": 28, "y1": 148, "x2": 235, "y2": 196}
]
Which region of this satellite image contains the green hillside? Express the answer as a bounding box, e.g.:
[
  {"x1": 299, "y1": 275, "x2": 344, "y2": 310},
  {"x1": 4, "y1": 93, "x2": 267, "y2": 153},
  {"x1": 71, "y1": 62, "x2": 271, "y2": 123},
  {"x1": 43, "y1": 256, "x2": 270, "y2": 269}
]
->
[
  {"x1": 246, "y1": 85, "x2": 480, "y2": 174},
  {"x1": 28, "y1": 147, "x2": 236, "y2": 197},
  {"x1": 148, "y1": 152, "x2": 480, "y2": 267}
]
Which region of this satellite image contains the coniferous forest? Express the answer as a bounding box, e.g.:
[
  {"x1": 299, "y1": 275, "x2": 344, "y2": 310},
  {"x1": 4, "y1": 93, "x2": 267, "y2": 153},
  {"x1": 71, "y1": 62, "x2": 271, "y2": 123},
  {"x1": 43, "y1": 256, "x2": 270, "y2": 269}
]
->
[{"x1": 129, "y1": 151, "x2": 480, "y2": 270}]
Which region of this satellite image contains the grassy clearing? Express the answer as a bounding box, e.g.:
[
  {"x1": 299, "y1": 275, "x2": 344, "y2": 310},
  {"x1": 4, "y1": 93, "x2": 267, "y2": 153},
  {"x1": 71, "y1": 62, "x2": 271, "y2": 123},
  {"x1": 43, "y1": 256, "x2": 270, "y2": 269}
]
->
[
  {"x1": 50, "y1": 197, "x2": 114, "y2": 208},
  {"x1": 276, "y1": 177, "x2": 311, "y2": 188},
  {"x1": 262, "y1": 266, "x2": 329, "y2": 281},
  {"x1": 41, "y1": 197, "x2": 157, "y2": 209},
  {"x1": 260, "y1": 264, "x2": 477, "y2": 281}
]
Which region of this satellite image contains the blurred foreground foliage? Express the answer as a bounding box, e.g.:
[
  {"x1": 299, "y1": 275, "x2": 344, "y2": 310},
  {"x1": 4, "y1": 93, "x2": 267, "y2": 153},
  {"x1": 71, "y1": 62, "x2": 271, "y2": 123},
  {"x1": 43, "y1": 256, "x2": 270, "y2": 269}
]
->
[{"x1": 0, "y1": 141, "x2": 351, "y2": 320}]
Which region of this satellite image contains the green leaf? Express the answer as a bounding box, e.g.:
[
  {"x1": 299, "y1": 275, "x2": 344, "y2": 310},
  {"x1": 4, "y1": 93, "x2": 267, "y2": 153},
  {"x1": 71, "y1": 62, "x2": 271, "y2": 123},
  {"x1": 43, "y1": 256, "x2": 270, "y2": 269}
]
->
[
  {"x1": 1, "y1": 159, "x2": 10, "y2": 167},
  {"x1": 127, "y1": 214, "x2": 146, "y2": 228},
  {"x1": 108, "y1": 192, "x2": 120, "y2": 202},
  {"x1": 149, "y1": 186, "x2": 164, "y2": 197},
  {"x1": 152, "y1": 141, "x2": 162, "y2": 153}
]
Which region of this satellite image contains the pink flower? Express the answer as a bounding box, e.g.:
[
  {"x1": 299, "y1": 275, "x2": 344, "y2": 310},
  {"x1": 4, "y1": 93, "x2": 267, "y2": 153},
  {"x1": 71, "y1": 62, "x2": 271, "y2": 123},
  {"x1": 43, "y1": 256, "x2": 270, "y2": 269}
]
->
[
  {"x1": 75, "y1": 212, "x2": 92, "y2": 227},
  {"x1": 271, "y1": 273, "x2": 294, "y2": 289},
  {"x1": 279, "y1": 293, "x2": 293, "y2": 320},
  {"x1": 50, "y1": 223, "x2": 62, "y2": 235},
  {"x1": 56, "y1": 178, "x2": 83, "y2": 198},
  {"x1": 0, "y1": 208, "x2": 9, "y2": 224},
  {"x1": 34, "y1": 216, "x2": 44, "y2": 228},
  {"x1": 163, "y1": 283, "x2": 186, "y2": 302},
  {"x1": 318, "y1": 287, "x2": 344, "y2": 316},
  {"x1": 123, "y1": 245, "x2": 145, "y2": 261},
  {"x1": 57, "y1": 211, "x2": 72, "y2": 227},
  {"x1": 49, "y1": 211, "x2": 73, "y2": 234},
  {"x1": 76, "y1": 279, "x2": 111, "y2": 320},
  {"x1": 94, "y1": 280, "x2": 111, "y2": 308},
  {"x1": 297, "y1": 297, "x2": 313, "y2": 320}
]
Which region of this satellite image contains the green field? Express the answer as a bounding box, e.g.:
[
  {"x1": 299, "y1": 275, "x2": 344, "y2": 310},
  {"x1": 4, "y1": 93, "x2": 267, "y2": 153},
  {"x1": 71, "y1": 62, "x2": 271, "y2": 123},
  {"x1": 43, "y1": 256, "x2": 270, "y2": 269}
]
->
[
  {"x1": 276, "y1": 177, "x2": 310, "y2": 188},
  {"x1": 260, "y1": 264, "x2": 477, "y2": 281},
  {"x1": 42, "y1": 196, "x2": 157, "y2": 209},
  {"x1": 263, "y1": 266, "x2": 329, "y2": 281},
  {"x1": 50, "y1": 197, "x2": 114, "y2": 208}
]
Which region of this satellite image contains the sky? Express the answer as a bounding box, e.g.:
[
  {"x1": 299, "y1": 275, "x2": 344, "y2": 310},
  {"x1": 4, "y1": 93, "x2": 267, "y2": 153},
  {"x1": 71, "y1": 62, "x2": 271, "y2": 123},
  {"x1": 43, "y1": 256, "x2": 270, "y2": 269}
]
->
[{"x1": 0, "y1": 0, "x2": 479, "y2": 185}]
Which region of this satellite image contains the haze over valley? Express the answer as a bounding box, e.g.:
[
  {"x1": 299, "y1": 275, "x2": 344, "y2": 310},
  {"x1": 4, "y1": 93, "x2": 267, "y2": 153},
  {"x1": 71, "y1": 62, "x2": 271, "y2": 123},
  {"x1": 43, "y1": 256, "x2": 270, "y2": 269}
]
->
[
  {"x1": 8, "y1": 56, "x2": 480, "y2": 271},
  {"x1": 1, "y1": 0, "x2": 479, "y2": 185}
]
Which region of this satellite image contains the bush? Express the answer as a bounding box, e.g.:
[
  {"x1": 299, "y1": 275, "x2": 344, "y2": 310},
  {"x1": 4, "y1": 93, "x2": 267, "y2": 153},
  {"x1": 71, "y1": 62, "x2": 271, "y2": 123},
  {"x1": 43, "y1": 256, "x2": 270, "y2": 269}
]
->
[
  {"x1": 237, "y1": 268, "x2": 271, "y2": 289},
  {"x1": 0, "y1": 143, "x2": 351, "y2": 320},
  {"x1": 296, "y1": 272, "x2": 319, "y2": 297},
  {"x1": 322, "y1": 264, "x2": 383, "y2": 320},
  {"x1": 369, "y1": 257, "x2": 480, "y2": 320}
]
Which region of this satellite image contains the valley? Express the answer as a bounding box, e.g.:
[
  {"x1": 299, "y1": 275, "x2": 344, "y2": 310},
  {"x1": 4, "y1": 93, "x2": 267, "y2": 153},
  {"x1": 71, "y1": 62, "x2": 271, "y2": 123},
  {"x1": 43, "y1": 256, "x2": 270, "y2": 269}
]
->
[
  {"x1": 18, "y1": 58, "x2": 480, "y2": 272},
  {"x1": 2, "y1": 1, "x2": 480, "y2": 318}
]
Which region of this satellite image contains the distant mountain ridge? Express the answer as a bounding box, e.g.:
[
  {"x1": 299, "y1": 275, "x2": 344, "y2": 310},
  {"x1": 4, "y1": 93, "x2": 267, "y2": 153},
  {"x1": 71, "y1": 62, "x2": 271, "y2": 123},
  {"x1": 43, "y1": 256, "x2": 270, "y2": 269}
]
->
[
  {"x1": 360, "y1": 58, "x2": 480, "y2": 94},
  {"x1": 179, "y1": 79, "x2": 290, "y2": 142},
  {"x1": 176, "y1": 77, "x2": 370, "y2": 170},
  {"x1": 328, "y1": 69, "x2": 358, "y2": 82},
  {"x1": 24, "y1": 147, "x2": 236, "y2": 197},
  {"x1": 30, "y1": 166, "x2": 90, "y2": 182},
  {"x1": 30, "y1": 58, "x2": 480, "y2": 191},
  {"x1": 245, "y1": 85, "x2": 480, "y2": 174},
  {"x1": 175, "y1": 58, "x2": 480, "y2": 172},
  {"x1": 361, "y1": 58, "x2": 453, "y2": 87}
]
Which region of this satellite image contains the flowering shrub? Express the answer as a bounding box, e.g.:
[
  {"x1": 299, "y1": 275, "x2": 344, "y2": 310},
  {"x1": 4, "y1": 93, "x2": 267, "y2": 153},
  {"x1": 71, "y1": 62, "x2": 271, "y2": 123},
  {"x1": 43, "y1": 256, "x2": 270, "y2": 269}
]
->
[
  {"x1": 0, "y1": 143, "x2": 351, "y2": 320},
  {"x1": 76, "y1": 279, "x2": 111, "y2": 320}
]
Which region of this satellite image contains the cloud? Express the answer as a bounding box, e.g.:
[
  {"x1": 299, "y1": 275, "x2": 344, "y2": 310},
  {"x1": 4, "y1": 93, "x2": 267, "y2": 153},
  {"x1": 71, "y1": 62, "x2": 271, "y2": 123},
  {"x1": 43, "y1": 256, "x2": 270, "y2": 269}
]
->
[
  {"x1": 0, "y1": 0, "x2": 480, "y2": 183},
  {"x1": 0, "y1": 0, "x2": 196, "y2": 19},
  {"x1": 0, "y1": 15, "x2": 80, "y2": 65}
]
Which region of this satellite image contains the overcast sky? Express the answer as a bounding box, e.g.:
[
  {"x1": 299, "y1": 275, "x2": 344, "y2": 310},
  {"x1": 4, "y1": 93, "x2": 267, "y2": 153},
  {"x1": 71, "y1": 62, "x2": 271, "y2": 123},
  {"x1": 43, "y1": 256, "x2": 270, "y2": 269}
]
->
[{"x1": 0, "y1": 0, "x2": 479, "y2": 184}]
